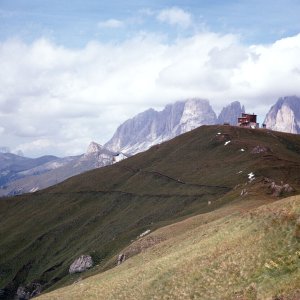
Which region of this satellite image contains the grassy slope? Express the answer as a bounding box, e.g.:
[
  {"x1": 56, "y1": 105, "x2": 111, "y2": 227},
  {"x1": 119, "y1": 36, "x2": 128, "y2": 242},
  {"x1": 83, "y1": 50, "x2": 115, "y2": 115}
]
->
[
  {"x1": 1, "y1": 125, "x2": 300, "y2": 296},
  {"x1": 39, "y1": 195, "x2": 300, "y2": 300},
  {"x1": 48, "y1": 125, "x2": 300, "y2": 193}
]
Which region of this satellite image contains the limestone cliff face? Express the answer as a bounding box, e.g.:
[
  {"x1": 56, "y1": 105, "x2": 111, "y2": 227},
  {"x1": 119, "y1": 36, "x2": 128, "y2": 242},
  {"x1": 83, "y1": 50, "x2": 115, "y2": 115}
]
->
[
  {"x1": 217, "y1": 101, "x2": 245, "y2": 125},
  {"x1": 104, "y1": 99, "x2": 217, "y2": 154},
  {"x1": 79, "y1": 141, "x2": 114, "y2": 168},
  {"x1": 264, "y1": 96, "x2": 300, "y2": 134}
]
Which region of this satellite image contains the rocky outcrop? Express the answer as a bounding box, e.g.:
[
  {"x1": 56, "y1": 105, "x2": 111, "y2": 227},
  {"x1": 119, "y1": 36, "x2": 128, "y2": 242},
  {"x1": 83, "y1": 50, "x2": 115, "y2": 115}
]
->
[
  {"x1": 16, "y1": 286, "x2": 29, "y2": 300},
  {"x1": 217, "y1": 101, "x2": 245, "y2": 125},
  {"x1": 240, "y1": 189, "x2": 248, "y2": 196},
  {"x1": 117, "y1": 253, "x2": 126, "y2": 265},
  {"x1": 251, "y1": 145, "x2": 271, "y2": 154},
  {"x1": 69, "y1": 255, "x2": 93, "y2": 274},
  {"x1": 16, "y1": 283, "x2": 42, "y2": 299},
  {"x1": 105, "y1": 98, "x2": 217, "y2": 154},
  {"x1": 269, "y1": 181, "x2": 295, "y2": 197},
  {"x1": 264, "y1": 96, "x2": 300, "y2": 133},
  {"x1": 261, "y1": 178, "x2": 295, "y2": 197},
  {"x1": 77, "y1": 142, "x2": 116, "y2": 168}
]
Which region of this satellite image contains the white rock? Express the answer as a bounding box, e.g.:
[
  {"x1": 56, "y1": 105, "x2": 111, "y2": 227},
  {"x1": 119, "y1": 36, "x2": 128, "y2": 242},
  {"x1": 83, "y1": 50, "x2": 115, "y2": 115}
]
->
[
  {"x1": 113, "y1": 153, "x2": 128, "y2": 163},
  {"x1": 69, "y1": 255, "x2": 93, "y2": 274}
]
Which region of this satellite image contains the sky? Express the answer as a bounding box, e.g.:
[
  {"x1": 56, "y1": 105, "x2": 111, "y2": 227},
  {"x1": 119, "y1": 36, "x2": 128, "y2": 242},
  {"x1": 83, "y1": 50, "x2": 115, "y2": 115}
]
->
[{"x1": 1, "y1": 0, "x2": 300, "y2": 157}]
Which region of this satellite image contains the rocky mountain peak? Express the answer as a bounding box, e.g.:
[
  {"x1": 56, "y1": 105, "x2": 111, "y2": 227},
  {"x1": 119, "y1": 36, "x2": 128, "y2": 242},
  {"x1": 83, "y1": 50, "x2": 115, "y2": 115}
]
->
[
  {"x1": 178, "y1": 98, "x2": 217, "y2": 132},
  {"x1": 81, "y1": 141, "x2": 115, "y2": 166},
  {"x1": 104, "y1": 98, "x2": 217, "y2": 154},
  {"x1": 86, "y1": 141, "x2": 103, "y2": 154},
  {"x1": 264, "y1": 96, "x2": 300, "y2": 133},
  {"x1": 217, "y1": 101, "x2": 245, "y2": 125}
]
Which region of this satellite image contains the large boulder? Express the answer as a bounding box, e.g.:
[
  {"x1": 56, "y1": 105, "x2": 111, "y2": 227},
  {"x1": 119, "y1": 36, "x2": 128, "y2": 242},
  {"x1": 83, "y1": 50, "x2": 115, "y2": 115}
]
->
[
  {"x1": 269, "y1": 182, "x2": 295, "y2": 197},
  {"x1": 16, "y1": 286, "x2": 29, "y2": 300},
  {"x1": 16, "y1": 283, "x2": 42, "y2": 300},
  {"x1": 69, "y1": 255, "x2": 93, "y2": 274}
]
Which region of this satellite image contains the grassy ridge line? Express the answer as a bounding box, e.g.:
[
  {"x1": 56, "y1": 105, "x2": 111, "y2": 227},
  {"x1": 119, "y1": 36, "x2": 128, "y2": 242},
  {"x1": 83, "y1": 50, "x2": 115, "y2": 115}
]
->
[
  {"x1": 38, "y1": 195, "x2": 300, "y2": 300},
  {"x1": 46, "y1": 125, "x2": 300, "y2": 194}
]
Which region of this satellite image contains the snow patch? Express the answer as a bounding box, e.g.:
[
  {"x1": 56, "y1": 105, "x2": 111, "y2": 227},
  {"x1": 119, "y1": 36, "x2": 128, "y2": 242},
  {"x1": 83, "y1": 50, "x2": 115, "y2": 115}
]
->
[
  {"x1": 113, "y1": 153, "x2": 128, "y2": 163},
  {"x1": 48, "y1": 161, "x2": 65, "y2": 169},
  {"x1": 237, "y1": 171, "x2": 243, "y2": 174},
  {"x1": 224, "y1": 141, "x2": 231, "y2": 146},
  {"x1": 138, "y1": 229, "x2": 151, "y2": 238},
  {"x1": 30, "y1": 187, "x2": 39, "y2": 193},
  {"x1": 240, "y1": 149, "x2": 245, "y2": 152},
  {"x1": 217, "y1": 132, "x2": 221, "y2": 135},
  {"x1": 248, "y1": 172, "x2": 255, "y2": 182}
]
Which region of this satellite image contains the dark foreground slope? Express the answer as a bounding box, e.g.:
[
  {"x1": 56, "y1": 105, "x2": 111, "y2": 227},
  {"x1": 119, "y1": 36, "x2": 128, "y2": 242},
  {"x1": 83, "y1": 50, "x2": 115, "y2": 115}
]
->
[{"x1": 0, "y1": 125, "x2": 300, "y2": 298}]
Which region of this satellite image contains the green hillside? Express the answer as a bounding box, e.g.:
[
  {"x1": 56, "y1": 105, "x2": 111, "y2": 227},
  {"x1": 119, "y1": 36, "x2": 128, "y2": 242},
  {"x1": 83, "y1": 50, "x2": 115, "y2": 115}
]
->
[
  {"x1": 0, "y1": 125, "x2": 300, "y2": 298},
  {"x1": 39, "y1": 195, "x2": 300, "y2": 300}
]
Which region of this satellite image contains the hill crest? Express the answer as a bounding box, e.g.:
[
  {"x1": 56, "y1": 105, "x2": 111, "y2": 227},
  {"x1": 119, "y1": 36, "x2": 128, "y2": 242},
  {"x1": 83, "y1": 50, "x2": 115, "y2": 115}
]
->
[{"x1": 0, "y1": 125, "x2": 300, "y2": 299}]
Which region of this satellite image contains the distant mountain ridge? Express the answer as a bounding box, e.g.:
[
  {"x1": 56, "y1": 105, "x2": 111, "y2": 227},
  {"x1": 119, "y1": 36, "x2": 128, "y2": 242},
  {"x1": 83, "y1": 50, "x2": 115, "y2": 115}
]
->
[
  {"x1": 0, "y1": 142, "x2": 125, "y2": 197},
  {"x1": 0, "y1": 153, "x2": 58, "y2": 187}
]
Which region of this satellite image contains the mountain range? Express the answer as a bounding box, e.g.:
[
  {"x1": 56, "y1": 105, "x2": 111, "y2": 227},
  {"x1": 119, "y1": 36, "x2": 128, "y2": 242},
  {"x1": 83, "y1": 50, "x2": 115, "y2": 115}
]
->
[
  {"x1": 105, "y1": 99, "x2": 247, "y2": 154},
  {"x1": 0, "y1": 154, "x2": 58, "y2": 188},
  {"x1": 0, "y1": 143, "x2": 127, "y2": 197},
  {"x1": 0, "y1": 96, "x2": 299, "y2": 197},
  {"x1": 104, "y1": 99, "x2": 217, "y2": 154}
]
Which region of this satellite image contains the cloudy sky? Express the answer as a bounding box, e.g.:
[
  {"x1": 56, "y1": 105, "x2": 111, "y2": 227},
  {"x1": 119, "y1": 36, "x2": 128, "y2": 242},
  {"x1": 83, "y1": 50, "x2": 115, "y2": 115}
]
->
[{"x1": 1, "y1": 0, "x2": 300, "y2": 157}]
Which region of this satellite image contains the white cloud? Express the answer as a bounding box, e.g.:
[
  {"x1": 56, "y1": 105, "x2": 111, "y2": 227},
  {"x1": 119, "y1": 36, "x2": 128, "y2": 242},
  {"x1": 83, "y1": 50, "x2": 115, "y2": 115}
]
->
[
  {"x1": 157, "y1": 7, "x2": 192, "y2": 28},
  {"x1": 16, "y1": 139, "x2": 52, "y2": 153},
  {"x1": 1, "y1": 32, "x2": 300, "y2": 157},
  {"x1": 98, "y1": 19, "x2": 124, "y2": 29}
]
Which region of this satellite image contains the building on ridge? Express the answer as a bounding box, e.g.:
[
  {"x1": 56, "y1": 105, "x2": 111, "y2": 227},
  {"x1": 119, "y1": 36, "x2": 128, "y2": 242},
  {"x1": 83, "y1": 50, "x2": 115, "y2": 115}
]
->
[{"x1": 238, "y1": 113, "x2": 259, "y2": 129}]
